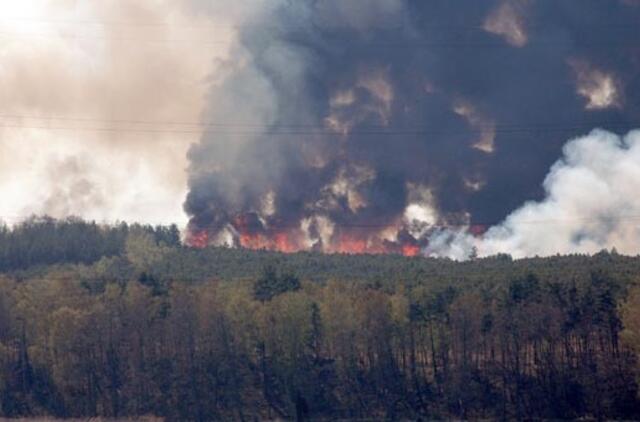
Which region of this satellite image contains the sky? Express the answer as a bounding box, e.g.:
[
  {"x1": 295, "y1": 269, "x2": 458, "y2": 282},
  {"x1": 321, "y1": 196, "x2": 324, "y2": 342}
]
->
[
  {"x1": 0, "y1": 0, "x2": 234, "y2": 226},
  {"x1": 1, "y1": 1, "x2": 640, "y2": 258}
]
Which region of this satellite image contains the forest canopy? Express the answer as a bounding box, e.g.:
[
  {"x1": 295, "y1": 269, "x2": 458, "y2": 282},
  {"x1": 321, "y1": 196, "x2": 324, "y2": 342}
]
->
[{"x1": 1, "y1": 217, "x2": 640, "y2": 419}]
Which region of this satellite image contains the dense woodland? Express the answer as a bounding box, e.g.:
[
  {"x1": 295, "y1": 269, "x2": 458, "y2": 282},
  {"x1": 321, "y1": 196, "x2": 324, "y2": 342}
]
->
[{"x1": 2, "y1": 218, "x2": 640, "y2": 419}]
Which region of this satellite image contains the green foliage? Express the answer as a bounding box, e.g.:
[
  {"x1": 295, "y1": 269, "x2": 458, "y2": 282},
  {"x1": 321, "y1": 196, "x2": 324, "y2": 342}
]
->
[
  {"x1": 0, "y1": 217, "x2": 181, "y2": 273},
  {"x1": 1, "y1": 218, "x2": 640, "y2": 419},
  {"x1": 253, "y1": 265, "x2": 301, "y2": 302}
]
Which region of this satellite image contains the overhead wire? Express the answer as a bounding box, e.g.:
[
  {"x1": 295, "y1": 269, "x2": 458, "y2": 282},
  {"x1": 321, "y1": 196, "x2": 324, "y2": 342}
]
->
[
  {"x1": 0, "y1": 17, "x2": 638, "y2": 46},
  {"x1": 0, "y1": 17, "x2": 638, "y2": 239},
  {"x1": 0, "y1": 121, "x2": 637, "y2": 136},
  {"x1": 4, "y1": 214, "x2": 640, "y2": 229}
]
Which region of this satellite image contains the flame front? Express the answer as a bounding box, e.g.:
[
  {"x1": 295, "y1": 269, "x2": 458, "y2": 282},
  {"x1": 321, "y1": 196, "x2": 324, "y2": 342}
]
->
[
  {"x1": 238, "y1": 230, "x2": 302, "y2": 253},
  {"x1": 187, "y1": 213, "x2": 427, "y2": 257},
  {"x1": 187, "y1": 230, "x2": 209, "y2": 249}
]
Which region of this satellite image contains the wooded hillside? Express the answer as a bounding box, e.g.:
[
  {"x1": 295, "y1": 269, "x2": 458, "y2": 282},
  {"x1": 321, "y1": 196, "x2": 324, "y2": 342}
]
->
[{"x1": 1, "y1": 218, "x2": 640, "y2": 419}]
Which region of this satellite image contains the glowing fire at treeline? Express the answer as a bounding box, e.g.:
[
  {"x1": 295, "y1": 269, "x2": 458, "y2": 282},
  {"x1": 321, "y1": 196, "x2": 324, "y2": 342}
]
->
[
  {"x1": 181, "y1": 1, "x2": 640, "y2": 260},
  {"x1": 186, "y1": 213, "x2": 425, "y2": 256},
  {"x1": 183, "y1": 210, "x2": 489, "y2": 256}
]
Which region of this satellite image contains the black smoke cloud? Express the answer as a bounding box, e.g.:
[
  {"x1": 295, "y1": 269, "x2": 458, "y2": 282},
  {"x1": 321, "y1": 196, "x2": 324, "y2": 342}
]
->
[{"x1": 185, "y1": 0, "x2": 640, "y2": 249}]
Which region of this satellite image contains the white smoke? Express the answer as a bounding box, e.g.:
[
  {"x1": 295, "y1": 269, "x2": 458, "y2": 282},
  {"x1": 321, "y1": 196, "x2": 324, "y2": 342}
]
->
[
  {"x1": 0, "y1": 0, "x2": 235, "y2": 226},
  {"x1": 427, "y1": 129, "x2": 640, "y2": 259}
]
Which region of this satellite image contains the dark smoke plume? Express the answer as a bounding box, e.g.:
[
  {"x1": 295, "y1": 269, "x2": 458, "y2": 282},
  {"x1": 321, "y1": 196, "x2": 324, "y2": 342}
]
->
[{"x1": 185, "y1": 0, "x2": 640, "y2": 255}]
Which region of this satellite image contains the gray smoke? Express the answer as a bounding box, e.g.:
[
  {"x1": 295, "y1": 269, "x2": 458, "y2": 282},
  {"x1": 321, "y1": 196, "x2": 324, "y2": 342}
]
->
[
  {"x1": 185, "y1": 0, "x2": 640, "y2": 253},
  {"x1": 428, "y1": 129, "x2": 640, "y2": 259},
  {"x1": 0, "y1": 0, "x2": 229, "y2": 225}
]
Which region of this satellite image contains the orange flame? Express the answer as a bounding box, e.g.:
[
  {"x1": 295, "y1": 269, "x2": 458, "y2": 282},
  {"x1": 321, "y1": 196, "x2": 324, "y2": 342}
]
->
[
  {"x1": 188, "y1": 230, "x2": 209, "y2": 248},
  {"x1": 237, "y1": 230, "x2": 304, "y2": 253},
  {"x1": 274, "y1": 232, "x2": 300, "y2": 253},
  {"x1": 188, "y1": 216, "x2": 426, "y2": 257},
  {"x1": 402, "y1": 244, "x2": 420, "y2": 257}
]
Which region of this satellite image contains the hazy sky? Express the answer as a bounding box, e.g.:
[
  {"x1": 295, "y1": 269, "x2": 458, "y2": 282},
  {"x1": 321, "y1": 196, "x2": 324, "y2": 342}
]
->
[
  {"x1": 2, "y1": 0, "x2": 640, "y2": 261},
  {"x1": 0, "y1": 0, "x2": 235, "y2": 226}
]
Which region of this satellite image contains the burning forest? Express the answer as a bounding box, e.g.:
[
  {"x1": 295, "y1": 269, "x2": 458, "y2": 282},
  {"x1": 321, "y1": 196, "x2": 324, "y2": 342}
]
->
[
  {"x1": 5, "y1": 2, "x2": 640, "y2": 420},
  {"x1": 184, "y1": 0, "x2": 640, "y2": 258}
]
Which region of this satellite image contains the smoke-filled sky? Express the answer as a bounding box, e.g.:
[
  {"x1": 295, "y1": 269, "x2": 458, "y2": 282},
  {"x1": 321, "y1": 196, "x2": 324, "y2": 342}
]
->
[
  {"x1": 0, "y1": 0, "x2": 234, "y2": 225},
  {"x1": 2, "y1": 1, "x2": 640, "y2": 257}
]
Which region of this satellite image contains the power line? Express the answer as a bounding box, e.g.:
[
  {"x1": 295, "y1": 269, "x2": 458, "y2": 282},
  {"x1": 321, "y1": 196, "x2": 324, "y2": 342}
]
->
[
  {"x1": 0, "y1": 114, "x2": 637, "y2": 131},
  {"x1": 0, "y1": 13, "x2": 638, "y2": 46},
  {"x1": 199, "y1": 215, "x2": 640, "y2": 230},
  {"x1": 2, "y1": 16, "x2": 640, "y2": 30},
  {"x1": 0, "y1": 16, "x2": 226, "y2": 28},
  {"x1": 0, "y1": 31, "x2": 233, "y2": 45},
  {"x1": 0, "y1": 121, "x2": 637, "y2": 136},
  {"x1": 0, "y1": 29, "x2": 639, "y2": 47},
  {"x1": 4, "y1": 214, "x2": 640, "y2": 229},
  {"x1": 0, "y1": 114, "x2": 211, "y2": 127}
]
